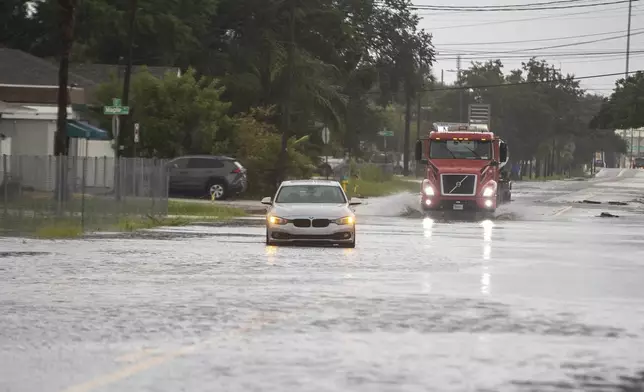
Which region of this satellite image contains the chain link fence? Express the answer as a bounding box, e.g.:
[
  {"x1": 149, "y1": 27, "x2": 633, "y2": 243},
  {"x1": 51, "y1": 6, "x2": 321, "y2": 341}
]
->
[{"x1": 0, "y1": 154, "x2": 169, "y2": 236}]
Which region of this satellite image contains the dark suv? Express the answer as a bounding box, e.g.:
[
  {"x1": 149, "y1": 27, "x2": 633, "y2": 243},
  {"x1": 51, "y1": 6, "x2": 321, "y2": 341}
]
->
[
  {"x1": 167, "y1": 155, "x2": 248, "y2": 200},
  {"x1": 634, "y1": 158, "x2": 644, "y2": 169}
]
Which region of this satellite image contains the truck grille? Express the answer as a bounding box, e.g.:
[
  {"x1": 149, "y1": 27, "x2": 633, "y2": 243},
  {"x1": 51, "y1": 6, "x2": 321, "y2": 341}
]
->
[{"x1": 441, "y1": 174, "x2": 477, "y2": 196}]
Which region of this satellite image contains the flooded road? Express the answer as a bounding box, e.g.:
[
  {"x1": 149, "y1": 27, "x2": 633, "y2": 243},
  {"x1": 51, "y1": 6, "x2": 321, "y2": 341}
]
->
[{"x1": 2, "y1": 170, "x2": 644, "y2": 392}]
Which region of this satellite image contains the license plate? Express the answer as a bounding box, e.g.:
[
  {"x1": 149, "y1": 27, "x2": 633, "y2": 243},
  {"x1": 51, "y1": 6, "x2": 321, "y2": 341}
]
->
[{"x1": 452, "y1": 203, "x2": 464, "y2": 211}]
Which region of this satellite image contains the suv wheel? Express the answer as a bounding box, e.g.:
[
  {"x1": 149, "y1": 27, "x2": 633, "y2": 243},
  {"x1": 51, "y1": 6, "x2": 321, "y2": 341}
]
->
[{"x1": 208, "y1": 182, "x2": 227, "y2": 200}]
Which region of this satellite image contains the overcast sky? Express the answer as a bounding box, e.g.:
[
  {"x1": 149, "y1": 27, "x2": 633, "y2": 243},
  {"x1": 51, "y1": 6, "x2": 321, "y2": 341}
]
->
[{"x1": 417, "y1": 0, "x2": 643, "y2": 95}]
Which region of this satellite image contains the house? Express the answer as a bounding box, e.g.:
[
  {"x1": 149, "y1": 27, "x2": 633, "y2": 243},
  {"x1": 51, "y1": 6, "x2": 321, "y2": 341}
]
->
[
  {"x1": 0, "y1": 49, "x2": 111, "y2": 190},
  {"x1": 0, "y1": 48, "x2": 180, "y2": 192}
]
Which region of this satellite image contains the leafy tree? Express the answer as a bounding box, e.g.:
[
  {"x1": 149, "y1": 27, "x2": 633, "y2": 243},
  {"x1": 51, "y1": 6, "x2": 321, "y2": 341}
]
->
[
  {"x1": 95, "y1": 68, "x2": 231, "y2": 158},
  {"x1": 591, "y1": 71, "x2": 644, "y2": 130}
]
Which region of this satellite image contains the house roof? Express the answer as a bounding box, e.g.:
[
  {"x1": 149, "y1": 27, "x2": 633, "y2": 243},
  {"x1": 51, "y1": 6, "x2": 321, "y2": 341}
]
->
[
  {"x1": 69, "y1": 64, "x2": 180, "y2": 85},
  {"x1": 0, "y1": 48, "x2": 179, "y2": 88},
  {"x1": 0, "y1": 48, "x2": 96, "y2": 87}
]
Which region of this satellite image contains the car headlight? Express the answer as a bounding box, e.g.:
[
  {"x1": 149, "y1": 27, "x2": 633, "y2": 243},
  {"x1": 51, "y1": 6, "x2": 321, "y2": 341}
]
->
[
  {"x1": 423, "y1": 186, "x2": 434, "y2": 196},
  {"x1": 335, "y1": 216, "x2": 355, "y2": 225},
  {"x1": 482, "y1": 187, "x2": 494, "y2": 197},
  {"x1": 268, "y1": 215, "x2": 287, "y2": 225}
]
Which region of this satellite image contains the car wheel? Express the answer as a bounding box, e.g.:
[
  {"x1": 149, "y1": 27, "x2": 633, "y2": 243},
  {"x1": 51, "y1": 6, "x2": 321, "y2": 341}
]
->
[{"x1": 207, "y1": 181, "x2": 227, "y2": 200}]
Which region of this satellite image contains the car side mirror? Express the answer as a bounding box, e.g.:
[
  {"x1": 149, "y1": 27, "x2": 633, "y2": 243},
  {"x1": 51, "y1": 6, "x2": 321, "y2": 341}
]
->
[
  {"x1": 261, "y1": 197, "x2": 272, "y2": 205},
  {"x1": 490, "y1": 160, "x2": 499, "y2": 167},
  {"x1": 349, "y1": 197, "x2": 362, "y2": 206}
]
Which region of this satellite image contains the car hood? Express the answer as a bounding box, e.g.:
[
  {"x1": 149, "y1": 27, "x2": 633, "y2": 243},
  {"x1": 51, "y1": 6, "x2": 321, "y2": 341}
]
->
[{"x1": 271, "y1": 203, "x2": 352, "y2": 219}]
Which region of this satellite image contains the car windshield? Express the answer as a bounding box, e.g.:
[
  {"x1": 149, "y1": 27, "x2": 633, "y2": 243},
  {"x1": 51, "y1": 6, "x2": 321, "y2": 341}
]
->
[
  {"x1": 430, "y1": 140, "x2": 492, "y2": 160},
  {"x1": 275, "y1": 185, "x2": 346, "y2": 204}
]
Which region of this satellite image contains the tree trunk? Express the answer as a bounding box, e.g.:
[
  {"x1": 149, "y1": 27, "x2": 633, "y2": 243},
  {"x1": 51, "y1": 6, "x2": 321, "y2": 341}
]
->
[
  {"x1": 277, "y1": 0, "x2": 296, "y2": 187},
  {"x1": 55, "y1": 0, "x2": 77, "y2": 203},
  {"x1": 403, "y1": 93, "x2": 411, "y2": 176}
]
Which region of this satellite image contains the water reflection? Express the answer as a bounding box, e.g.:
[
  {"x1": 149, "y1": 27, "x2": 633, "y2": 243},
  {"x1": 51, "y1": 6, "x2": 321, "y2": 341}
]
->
[
  {"x1": 481, "y1": 219, "x2": 494, "y2": 242},
  {"x1": 480, "y1": 220, "x2": 494, "y2": 295},
  {"x1": 265, "y1": 245, "x2": 277, "y2": 264},
  {"x1": 481, "y1": 266, "x2": 491, "y2": 295},
  {"x1": 422, "y1": 217, "x2": 434, "y2": 238},
  {"x1": 483, "y1": 244, "x2": 491, "y2": 260}
]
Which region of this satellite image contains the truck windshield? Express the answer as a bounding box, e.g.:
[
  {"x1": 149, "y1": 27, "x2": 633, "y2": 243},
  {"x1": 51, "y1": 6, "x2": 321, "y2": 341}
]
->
[{"x1": 430, "y1": 140, "x2": 492, "y2": 160}]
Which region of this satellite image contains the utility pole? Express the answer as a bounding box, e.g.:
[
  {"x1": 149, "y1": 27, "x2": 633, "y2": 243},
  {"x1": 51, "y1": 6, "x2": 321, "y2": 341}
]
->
[
  {"x1": 278, "y1": 0, "x2": 296, "y2": 186},
  {"x1": 626, "y1": 0, "x2": 633, "y2": 78},
  {"x1": 457, "y1": 55, "x2": 463, "y2": 122},
  {"x1": 121, "y1": 0, "x2": 138, "y2": 157}
]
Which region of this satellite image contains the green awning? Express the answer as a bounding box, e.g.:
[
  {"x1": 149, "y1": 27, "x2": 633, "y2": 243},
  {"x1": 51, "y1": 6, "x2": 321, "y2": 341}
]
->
[{"x1": 67, "y1": 120, "x2": 110, "y2": 140}]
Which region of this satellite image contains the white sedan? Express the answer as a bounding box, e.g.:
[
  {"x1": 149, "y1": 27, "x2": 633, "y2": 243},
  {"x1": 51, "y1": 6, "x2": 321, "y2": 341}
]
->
[{"x1": 261, "y1": 180, "x2": 362, "y2": 248}]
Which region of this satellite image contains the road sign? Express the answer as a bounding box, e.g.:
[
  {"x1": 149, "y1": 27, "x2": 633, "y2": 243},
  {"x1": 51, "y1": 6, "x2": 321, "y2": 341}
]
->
[
  {"x1": 321, "y1": 127, "x2": 331, "y2": 144},
  {"x1": 103, "y1": 106, "x2": 130, "y2": 115},
  {"x1": 378, "y1": 130, "x2": 394, "y2": 137},
  {"x1": 103, "y1": 97, "x2": 130, "y2": 115},
  {"x1": 134, "y1": 123, "x2": 140, "y2": 143}
]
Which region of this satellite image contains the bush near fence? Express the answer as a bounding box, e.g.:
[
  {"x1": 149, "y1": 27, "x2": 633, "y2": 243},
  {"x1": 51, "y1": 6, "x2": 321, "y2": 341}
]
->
[{"x1": 0, "y1": 154, "x2": 169, "y2": 236}]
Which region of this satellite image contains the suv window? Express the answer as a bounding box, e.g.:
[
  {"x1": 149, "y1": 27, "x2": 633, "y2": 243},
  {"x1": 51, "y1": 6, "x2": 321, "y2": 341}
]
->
[
  {"x1": 170, "y1": 158, "x2": 190, "y2": 169},
  {"x1": 187, "y1": 158, "x2": 224, "y2": 169}
]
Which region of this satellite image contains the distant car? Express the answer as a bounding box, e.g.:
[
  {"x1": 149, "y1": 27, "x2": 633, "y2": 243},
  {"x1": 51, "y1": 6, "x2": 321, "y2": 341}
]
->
[
  {"x1": 634, "y1": 158, "x2": 644, "y2": 169},
  {"x1": 167, "y1": 155, "x2": 248, "y2": 200},
  {"x1": 262, "y1": 179, "x2": 362, "y2": 248}
]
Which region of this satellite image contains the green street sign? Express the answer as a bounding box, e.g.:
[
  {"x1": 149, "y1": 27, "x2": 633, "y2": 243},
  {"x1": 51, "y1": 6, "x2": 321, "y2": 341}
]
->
[
  {"x1": 103, "y1": 106, "x2": 130, "y2": 115},
  {"x1": 378, "y1": 130, "x2": 394, "y2": 137}
]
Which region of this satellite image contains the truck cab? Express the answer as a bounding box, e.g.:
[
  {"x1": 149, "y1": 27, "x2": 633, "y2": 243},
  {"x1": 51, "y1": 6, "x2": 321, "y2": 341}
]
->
[{"x1": 414, "y1": 122, "x2": 511, "y2": 218}]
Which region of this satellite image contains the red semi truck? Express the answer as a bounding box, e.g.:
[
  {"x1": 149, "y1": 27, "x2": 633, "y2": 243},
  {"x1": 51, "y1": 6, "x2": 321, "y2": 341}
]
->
[{"x1": 414, "y1": 122, "x2": 511, "y2": 219}]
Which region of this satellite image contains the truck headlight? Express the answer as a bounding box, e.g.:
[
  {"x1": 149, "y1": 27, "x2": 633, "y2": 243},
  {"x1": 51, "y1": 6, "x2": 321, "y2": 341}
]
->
[
  {"x1": 335, "y1": 216, "x2": 355, "y2": 225},
  {"x1": 482, "y1": 187, "x2": 495, "y2": 197},
  {"x1": 268, "y1": 216, "x2": 287, "y2": 225},
  {"x1": 423, "y1": 186, "x2": 434, "y2": 196}
]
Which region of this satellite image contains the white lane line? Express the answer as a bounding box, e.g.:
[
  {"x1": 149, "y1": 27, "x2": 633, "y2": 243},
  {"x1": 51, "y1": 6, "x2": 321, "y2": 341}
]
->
[
  {"x1": 553, "y1": 206, "x2": 573, "y2": 216},
  {"x1": 618, "y1": 169, "x2": 626, "y2": 177}
]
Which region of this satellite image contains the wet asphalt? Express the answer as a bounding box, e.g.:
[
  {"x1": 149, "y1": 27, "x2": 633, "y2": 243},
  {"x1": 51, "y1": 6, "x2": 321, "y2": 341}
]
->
[{"x1": 2, "y1": 169, "x2": 644, "y2": 392}]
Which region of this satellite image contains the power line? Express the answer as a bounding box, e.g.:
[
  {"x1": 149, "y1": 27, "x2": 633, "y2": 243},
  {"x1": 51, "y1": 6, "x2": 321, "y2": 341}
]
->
[
  {"x1": 419, "y1": 3, "x2": 632, "y2": 29},
  {"x1": 436, "y1": 50, "x2": 644, "y2": 60},
  {"x1": 422, "y1": 70, "x2": 643, "y2": 92},
  {"x1": 437, "y1": 31, "x2": 644, "y2": 55},
  {"x1": 437, "y1": 27, "x2": 644, "y2": 46},
  {"x1": 410, "y1": 0, "x2": 594, "y2": 8},
  {"x1": 411, "y1": 0, "x2": 635, "y2": 11}
]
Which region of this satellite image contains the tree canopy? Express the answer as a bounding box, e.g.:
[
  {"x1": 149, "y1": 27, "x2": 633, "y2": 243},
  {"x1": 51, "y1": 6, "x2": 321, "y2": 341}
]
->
[
  {"x1": 425, "y1": 58, "x2": 628, "y2": 176},
  {"x1": 6, "y1": 0, "x2": 637, "y2": 183}
]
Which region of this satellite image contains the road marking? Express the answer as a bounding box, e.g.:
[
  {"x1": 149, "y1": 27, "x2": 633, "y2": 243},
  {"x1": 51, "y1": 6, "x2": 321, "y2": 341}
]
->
[
  {"x1": 60, "y1": 311, "x2": 289, "y2": 392},
  {"x1": 114, "y1": 348, "x2": 161, "y2": 363},
  {"x1": 62, "y1": 346, "x2": 197, "y2": 392},
  {"x1": 553, "y1": 206, "x2": 573, "y2": 216},
  {"x1": 618, "y1": 169, "x2": 626, "y2": 177}
]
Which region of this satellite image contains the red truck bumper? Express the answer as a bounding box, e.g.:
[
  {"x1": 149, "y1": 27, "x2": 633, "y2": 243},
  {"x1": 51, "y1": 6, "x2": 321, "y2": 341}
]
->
[{"x1": 421, "y1": 194, "x2": 497, "y2": 212}]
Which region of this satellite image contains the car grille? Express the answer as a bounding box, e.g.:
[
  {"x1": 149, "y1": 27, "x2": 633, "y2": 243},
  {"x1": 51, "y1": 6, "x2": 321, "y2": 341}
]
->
[
  {"x1": 441, "y1": 174, "x2": 476, "y2": 196},
  {"x1": 312, "y1": 219, "x2": 330, "y2": 228},
  {"x1": 293, "y1": 219, "x2": 312, "y2": 228}
]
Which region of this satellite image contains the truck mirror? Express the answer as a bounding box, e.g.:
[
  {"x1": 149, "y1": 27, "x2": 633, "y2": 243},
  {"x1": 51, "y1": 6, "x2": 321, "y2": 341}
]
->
[
  {"x1": 414, "y1": 140, "x2": 422, "y2": 161},
  {"x1": 490, "y1": 160, "x2": 499, "y2": 167},
  {"x1": 499, "y1": 143, "x2": 508, "y2": 163}
]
